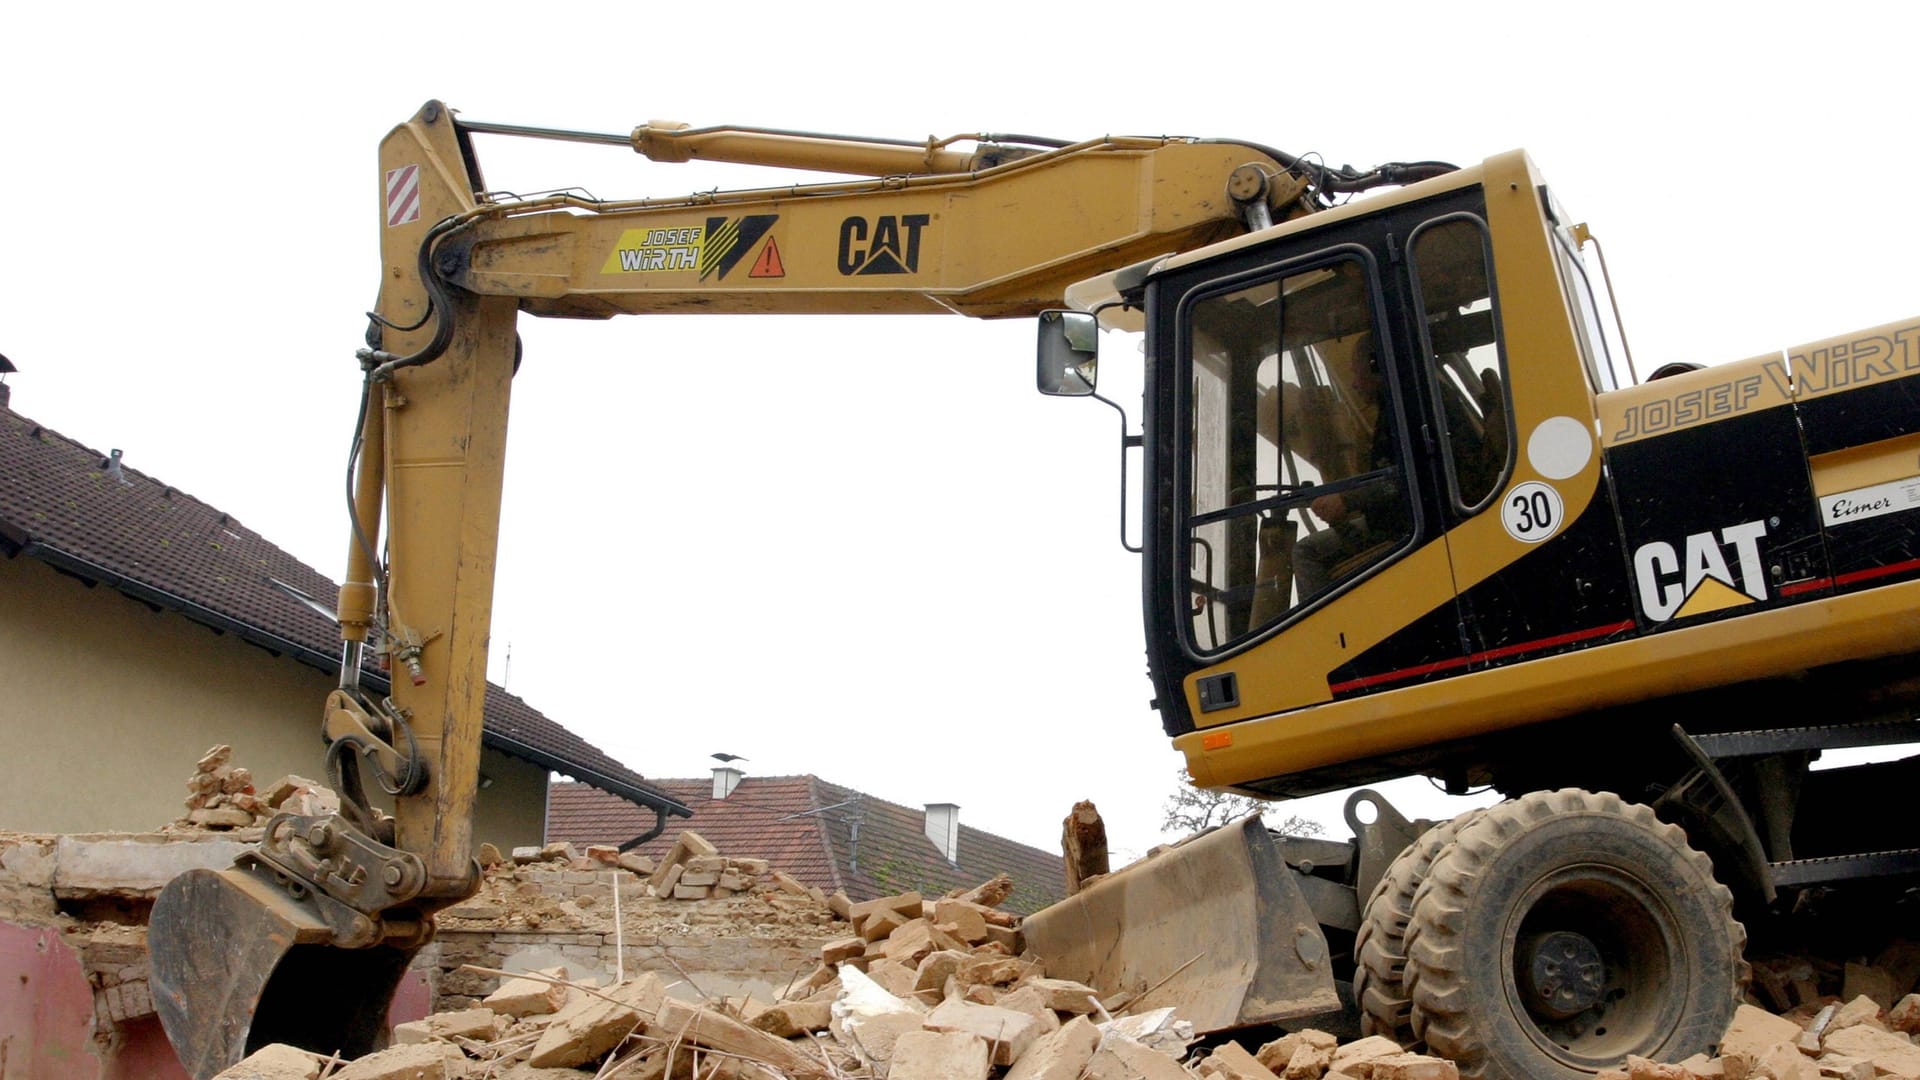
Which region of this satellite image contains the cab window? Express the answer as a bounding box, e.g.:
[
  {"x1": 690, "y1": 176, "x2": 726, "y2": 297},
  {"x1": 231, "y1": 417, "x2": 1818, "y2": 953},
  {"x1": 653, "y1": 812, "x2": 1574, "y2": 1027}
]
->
[
  {"x1": 1183, "y1": 254, "x2": 1411, "y2": 653},
  {"x1": 1408, "y1": 216, "x2": 1511, "y2": 510}
]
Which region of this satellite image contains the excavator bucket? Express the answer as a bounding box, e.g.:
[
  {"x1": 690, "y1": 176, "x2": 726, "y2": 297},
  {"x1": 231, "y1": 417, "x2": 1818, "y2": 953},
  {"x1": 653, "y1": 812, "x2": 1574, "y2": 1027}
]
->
[
  {"x1": 1020, "y1": 814, "x2": 1341, "y2": 1033},
  {"x1": 150, "y1": 866, "x2": 417, "y2": 1080}
]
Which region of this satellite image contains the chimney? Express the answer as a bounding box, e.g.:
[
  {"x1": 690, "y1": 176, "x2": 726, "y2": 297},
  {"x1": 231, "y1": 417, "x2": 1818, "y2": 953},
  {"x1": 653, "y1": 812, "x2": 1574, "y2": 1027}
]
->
[
  {"x1": 0, "y1": 352, "x2": 13, "y2": 407},
  {"x1": 711, "y1": 766, "x2": 743, "y2": 799},
  {"x1": 924, "y1": 803, "x2": 960, "y2": 864}
]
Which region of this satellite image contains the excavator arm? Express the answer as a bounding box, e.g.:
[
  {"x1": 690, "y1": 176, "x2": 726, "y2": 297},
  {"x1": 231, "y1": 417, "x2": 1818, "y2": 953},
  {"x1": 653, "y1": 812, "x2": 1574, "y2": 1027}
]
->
[
  {"x1": 347, "y1": 100, "x2": 1317, "y2": 907},
  {"x1": 145, "y1": 100, "x2": 1401, "y2": 1076}
]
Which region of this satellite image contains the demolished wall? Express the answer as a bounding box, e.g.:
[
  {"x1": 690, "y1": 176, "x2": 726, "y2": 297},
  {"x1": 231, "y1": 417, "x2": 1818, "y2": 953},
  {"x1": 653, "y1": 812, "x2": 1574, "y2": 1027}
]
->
[{"x1": 420, "y1": 839, "x2": 844, "y2": 1011}]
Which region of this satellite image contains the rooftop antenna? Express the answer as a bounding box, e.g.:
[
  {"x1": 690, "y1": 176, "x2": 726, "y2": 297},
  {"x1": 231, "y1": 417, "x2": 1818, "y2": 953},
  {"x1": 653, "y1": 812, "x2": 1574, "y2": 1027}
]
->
[{"x1": 782, "y1": 795, "x2": 867, "y2": 873}]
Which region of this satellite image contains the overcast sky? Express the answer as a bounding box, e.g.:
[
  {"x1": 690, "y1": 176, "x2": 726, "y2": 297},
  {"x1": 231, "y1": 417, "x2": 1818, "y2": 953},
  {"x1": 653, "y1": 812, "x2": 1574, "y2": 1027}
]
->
[{"x1": 5, "y1": 4, "x2": 1916, "y2": 861}]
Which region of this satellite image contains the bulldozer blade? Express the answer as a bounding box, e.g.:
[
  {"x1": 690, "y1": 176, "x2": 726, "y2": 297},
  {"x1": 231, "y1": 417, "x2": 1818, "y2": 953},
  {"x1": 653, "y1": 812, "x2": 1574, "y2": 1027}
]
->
[
  {"x1": 150, "y1": 866, "x2": 418, "y2": 1080},
  {"x1": 1021, "y1": 814, "x2": 1341, "y2": 1033}
]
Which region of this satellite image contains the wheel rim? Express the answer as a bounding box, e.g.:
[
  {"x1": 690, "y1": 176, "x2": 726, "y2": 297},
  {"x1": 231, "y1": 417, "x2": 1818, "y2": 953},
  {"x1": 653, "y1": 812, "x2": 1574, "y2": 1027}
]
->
[{"x1": 1500, "y1": 862, "x2": 1688, "y2": 1068}]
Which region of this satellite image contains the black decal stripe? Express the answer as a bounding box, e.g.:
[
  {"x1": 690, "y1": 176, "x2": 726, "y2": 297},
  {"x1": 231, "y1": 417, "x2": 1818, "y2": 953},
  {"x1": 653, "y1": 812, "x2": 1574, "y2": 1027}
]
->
[
  {"x1": 714, "y1": 215, "x2": 777, "y2": 279},
  {"x1": 699, "y1": 217, "x2": 739, "y2": 279},
  {"x1": 1329, "y1": 619, "x2": 1635, "y2": 694}
]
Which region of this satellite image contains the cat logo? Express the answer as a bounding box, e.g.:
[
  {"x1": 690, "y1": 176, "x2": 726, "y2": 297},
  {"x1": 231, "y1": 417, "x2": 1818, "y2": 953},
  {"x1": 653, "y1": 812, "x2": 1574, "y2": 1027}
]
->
[
  {"x1": 837, "y1": 214, "x2": 929, "y2": 275},
  {"x1": 1632, "y1": 520, "x2": 1768, "y2": 622}
]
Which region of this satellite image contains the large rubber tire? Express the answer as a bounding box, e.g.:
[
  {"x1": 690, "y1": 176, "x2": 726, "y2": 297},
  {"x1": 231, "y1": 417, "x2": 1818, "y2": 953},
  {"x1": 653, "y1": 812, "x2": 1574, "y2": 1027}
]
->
[
  {"x1": 1403, "y1": 789, "x2": 1747, "y2": 1080},
  {"x1": 1352, "y1": 811, "x2": 1483, "y2": 1046}
]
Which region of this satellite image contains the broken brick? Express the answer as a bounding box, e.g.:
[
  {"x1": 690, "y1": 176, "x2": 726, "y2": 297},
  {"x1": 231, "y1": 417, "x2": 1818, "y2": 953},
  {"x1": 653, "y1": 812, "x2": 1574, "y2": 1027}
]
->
[
  {"x1": 527, "y1": 973, "x2": 664, "y2": 1069},
  {"x1": 1843, "y1": 963, "x2": 1898, "y2": 1010},
  {"x1": 212, "y1": 1044, "x2": 321, "y2": 1080},
  {"x1": 483, "y1": 967, "x2": 569, "y2": 1018},
  {"x1": 1004, "y1": 1016, "x2": 1099, "y2": 1080},
  {"x1": 891, "y1": 1030, "x2": 992, "y2": 1080},
  {"x1": 749, "y1": 1000, "x2": 832, "y2": 1038},
  {"x1": 1204, "y1": 1041, "x2": 1284, "y2": 1080},
  {"x1": 925, "y1": 998, "x2": 1039, "y2": 1066}
]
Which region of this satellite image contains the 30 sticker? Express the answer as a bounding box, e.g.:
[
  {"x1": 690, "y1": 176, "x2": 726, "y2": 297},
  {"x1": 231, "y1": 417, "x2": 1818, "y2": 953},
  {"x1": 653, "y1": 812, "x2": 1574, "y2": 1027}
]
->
[{"x1": 1501, "y1": 481, "x2": 1564, "y2": 543}]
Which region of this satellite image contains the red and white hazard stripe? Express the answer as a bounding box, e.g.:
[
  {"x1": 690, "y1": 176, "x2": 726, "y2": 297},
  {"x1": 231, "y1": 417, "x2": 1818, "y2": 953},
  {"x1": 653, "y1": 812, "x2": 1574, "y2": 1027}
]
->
[{"x1": 385, "y1": 164, "x2": 421, "y2": 228}]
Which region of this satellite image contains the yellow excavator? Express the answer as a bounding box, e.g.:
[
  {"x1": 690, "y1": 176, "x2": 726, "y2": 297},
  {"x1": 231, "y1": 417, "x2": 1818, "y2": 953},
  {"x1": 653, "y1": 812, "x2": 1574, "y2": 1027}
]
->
[{"x1": 150, "y1": 101, "x2": 1918, "y2": 1080}]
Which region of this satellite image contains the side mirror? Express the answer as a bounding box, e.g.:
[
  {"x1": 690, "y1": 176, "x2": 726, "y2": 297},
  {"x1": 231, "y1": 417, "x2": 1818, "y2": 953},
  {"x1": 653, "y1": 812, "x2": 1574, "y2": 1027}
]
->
[{"x1": 1036, "y1": 310, "x2": 1099, "y2": 396}]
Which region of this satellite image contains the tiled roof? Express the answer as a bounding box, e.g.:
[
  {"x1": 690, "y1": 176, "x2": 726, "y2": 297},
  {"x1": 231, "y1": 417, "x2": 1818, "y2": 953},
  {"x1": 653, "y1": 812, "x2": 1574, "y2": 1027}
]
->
[
  {"x1": 549, "y1": 776, "x2": 1067, "y2": 915},
  {"x1": 0, "y1": 404, "x2": 679, "y2": 814}
]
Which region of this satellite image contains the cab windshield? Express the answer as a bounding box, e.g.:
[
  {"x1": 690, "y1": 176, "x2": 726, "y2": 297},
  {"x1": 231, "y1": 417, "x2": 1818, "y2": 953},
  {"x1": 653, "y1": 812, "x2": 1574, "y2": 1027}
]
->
[{"x1": 1183, "y1": 254, "x2": 1410, "y2": 653}]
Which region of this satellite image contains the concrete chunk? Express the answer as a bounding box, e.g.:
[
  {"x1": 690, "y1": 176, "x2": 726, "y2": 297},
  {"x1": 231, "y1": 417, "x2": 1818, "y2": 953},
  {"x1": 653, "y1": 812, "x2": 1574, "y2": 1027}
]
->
[
  {"x1": 892, "y1": 1030, "x2": 992, "y2": 1080},
  {"x1": 1027, "y1": 977, "x2": 1100, "y2": 1015},
  {"x1": 1814, "y1": 1054, "x2": 1873, "y2": 1080},
  {"x1": 1005, "y1": 1016, "x2": 1100, "y2": 1080},
  {"x1": 483, "y1": 967, "x2": 569, "y2": 1018},
  {"x1": 1830, "y1": 994, "x2": 1885, "y2": 1034},
  {"x1": 959, "y1": 955, "x2": 1036, "y2": 988},
  {"x1": 851, "y1": 891, "x2": 925, "y2": 927},
  {"x1": 1371, "y1": 1054, "x2": 1459, "y2": 1080},
  {"x1": 926, "y1": 998, "x2": 1040, "y2": 1066},
  {"x1": 1891, "y1": 993, "x2": 1920, "y2": 1034},
  {"x1": 1843, "y1": 963, "x2": 1898, "y2": 1010},
  {"x1": 212, "y1": 1043, "x2": 322, "y2": 1080},
  {"x1": 993, "y1": 985, "x2": 1062, "y2": 1034},
  {"x1": 329, "y1": 1044, "x2": 450, "y2": 1080},
  {"x1": 1204, "y1": 1041, "x2": 1284, "y2": 1080},
  {"x1": 1674, "y1": 1054, "x2": 1723, "y2": 1079},
  {"x1": 392, "y1": 1006, "x2": 499, "y2": 1044},
  {"x1": 837, "y1": 1010, "x2": 925, "y2": 1069},
  {"x1": 749, "y1": 1000, "x2": 832, "y2": 1037},
  {"x1": 1757, "y1": 1043, "x2": 1820, "y2": 1080},
  {"x1": 51, "y1": 836, "x2": 251, "y2": 900},
  {"x1": 866, "y1": 958, "x2": 919, "y2": 999},
  {"x1": 527, "y1": 973, "x2": 665, "y2": 1069},
  {"x1": 914, "y1": 950, "x2": 972, "y2": 997},
  {"x1": 884, "y1": 919, "x2": 939, "y2": 966},
  {"x1": 821, "y1": 937, "x2": 867, "y2": 965},
  {"x1": 1328, "y1": 1035, "x2": 1404, "y2": 1075},
  {"x1": 649, "y1": 997, "x2": 826, "y2": 1076},
  {"x1": 1256, "y1": 1030, "x2": 1337, "y2": 1073},
  {"x1": 1821, "y1": 1025, "x2": 1920, "y2": 1079},
  {"x1": 648, "y1": 830, "x2": 720, "y2": 889},
  {"x1": 933, "y1": 899, "x2": 990, "y2": 943},
  {"x1": 656, "y1": 863, "x2": 686, "y2": 895},
  {"x1": 1721, "y1": 1003, "x2": 1806, "y2": 1074},
  {"x1": 861, "y1": 908, "x2": 909, "y2": 943},
  {"x1": 1086, "y1": 1035, "x2": 1191, "y2": 1080},
  {"x1": 984, "y1": 923, "x2": 1024, "y2": 953}
]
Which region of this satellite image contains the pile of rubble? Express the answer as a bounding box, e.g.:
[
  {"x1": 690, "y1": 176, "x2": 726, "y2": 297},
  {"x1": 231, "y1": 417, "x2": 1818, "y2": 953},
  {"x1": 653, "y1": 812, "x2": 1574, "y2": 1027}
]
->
[
  {"x1": 489, "y1": 830, "x2": 818, "y2": 906},
  {"x1": 1664, "y1": 997, "x2": 1920, "y2": 1080},
  {"x1": 215, "y1": 862, "x2": 1920, "y2": 1080},
  {"x1": 215, "y1": 873, "x2": 1471, "y2": 1080},
  {"x1": 177, "y1": 745, "x2": 336, "y2": 830},
  {"x1": 644, "y1": 830, "x2": 782, "y2": 902}
]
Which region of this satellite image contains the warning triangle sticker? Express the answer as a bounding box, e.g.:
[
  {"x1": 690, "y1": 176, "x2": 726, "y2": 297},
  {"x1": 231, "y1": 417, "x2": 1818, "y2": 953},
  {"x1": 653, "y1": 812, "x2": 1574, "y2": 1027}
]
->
[
  {"x1": 749, "y1": 237, "x2": 786, "y2": 278},
  {"x1": 1674, "y1": 576, "x2": 1754, "y2": 620}
]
